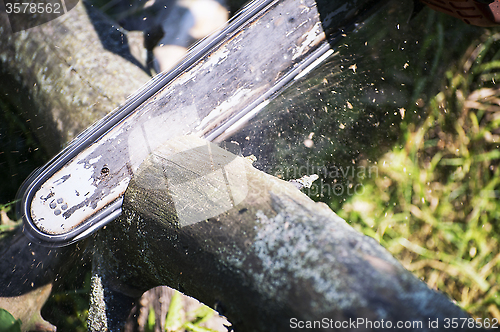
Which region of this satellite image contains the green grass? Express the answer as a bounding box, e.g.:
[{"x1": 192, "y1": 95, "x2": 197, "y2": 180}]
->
[
  {"x1": 0, "y1": 201, "x2": 21, "y2": 237},
  {"x1": 338, "y1": 31, "x2": 500, "y2": 319},
  {"x1": 144, "y1": 290, "x2": 220, "y2": 332},
  {"x1": 0, "y1": 309, "x2": 22, "y2": 332}
]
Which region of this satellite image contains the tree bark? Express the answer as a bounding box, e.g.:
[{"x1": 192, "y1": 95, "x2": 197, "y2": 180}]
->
[
  {"x1": 0, "y1": 1, "x2": 150, "y2": 330},
  {"x1": 0, "y1": 0, "x2": 150, "y2": 155},
  {"x1": 90, "y1": 135, "x2": 481, "y2": 332}
]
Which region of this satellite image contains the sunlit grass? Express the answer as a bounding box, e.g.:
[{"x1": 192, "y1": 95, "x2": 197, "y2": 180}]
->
[
  {"x1": 339, "y1": 31, "x2": 500, "y2": 319},
  {"x1": 0, "y1": 201, "x2": 20, "y2": 236},
  {"x1": 144, "y1": 290, "x2": 220, "y2": 332}
]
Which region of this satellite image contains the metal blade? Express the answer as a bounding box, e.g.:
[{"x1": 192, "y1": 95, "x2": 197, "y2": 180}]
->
[{"x1": 19, "y1": 0, "x2": 384, "y2": 246}]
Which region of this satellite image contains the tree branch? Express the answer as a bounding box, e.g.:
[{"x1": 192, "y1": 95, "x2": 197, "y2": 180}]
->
[
  {"x1": 0, "y1": 0, "x2": 150, "y2": 154},
  {"x1": 91, "y1": 135, "x2": 478, "y2": 331}
]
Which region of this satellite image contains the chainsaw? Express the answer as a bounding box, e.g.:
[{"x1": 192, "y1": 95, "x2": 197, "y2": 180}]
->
[{"x1": 17, "y1": 0, "x2": 499, "y2": 246}]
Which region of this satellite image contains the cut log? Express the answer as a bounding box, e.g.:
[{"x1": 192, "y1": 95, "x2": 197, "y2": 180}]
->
[
  {"x1": 90, "y1": 135, "x2": 481, "y2": 332},
  {"x1": 0, "y1": 1, "x2": 149, "y2": 330},
  {"x1": 0, "y1": 0, "x2": 150, "y2": 155}
]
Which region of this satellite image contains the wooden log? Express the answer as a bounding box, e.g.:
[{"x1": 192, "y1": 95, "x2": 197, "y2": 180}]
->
[
  {"x1": 0, "y1": 1, "x2": 149, "y2": 330},
  {"x1": 0, "y1": 0, "x2": 150, "y2": 155},
  {"x1": 90, "y1": 135, "x2": 481, "y2": 332}
]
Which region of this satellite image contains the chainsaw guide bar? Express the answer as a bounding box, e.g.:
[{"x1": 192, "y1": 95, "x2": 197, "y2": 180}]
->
[{"x1": 18, "y1": 0, "x2": 387, "y2": 246}]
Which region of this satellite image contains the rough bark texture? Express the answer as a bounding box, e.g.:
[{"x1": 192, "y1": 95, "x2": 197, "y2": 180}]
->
[
  {"x1": 0, "y1": 1, "x2": 150, "y2": 330},
  {"x1": 0, "y1": 0, "x2": 150, "y2": 155},
  {"x1": 90, "y1": 135, "x2": 481, "y2": 332}
]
